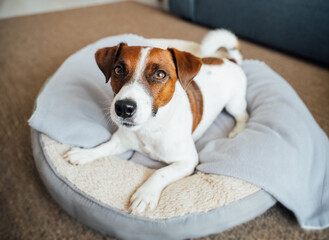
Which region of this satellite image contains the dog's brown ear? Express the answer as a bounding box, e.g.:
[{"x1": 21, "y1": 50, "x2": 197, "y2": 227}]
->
[
  {"x1": 168, "y1": 48, "x2": 202, "y2": 89},
  {"x1": 95, "y1": 42, "x2": 127, "y2": 83}
]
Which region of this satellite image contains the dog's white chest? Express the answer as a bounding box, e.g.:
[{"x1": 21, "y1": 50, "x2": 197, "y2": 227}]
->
[{"x1": 135, "y1": 127, "x2": 164, "y2": 161}]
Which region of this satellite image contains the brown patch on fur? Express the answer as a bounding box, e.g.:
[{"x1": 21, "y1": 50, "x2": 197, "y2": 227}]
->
[
  {"x1": 110, "y1": 46, "x2": 143, "y2": 94},
  {"x1": 228, "y1": 58, "x2": 237, "y2": 64},
  {"x1": 95, "y1": 42, "x2": 126, "y2": 82},
  {"x1": 143, "y1": 48, "x2": 178, "y2": 112},
  {"x1": 95, "y1": 43, "x2": 146, "y2": 94},
  {"x1": 213, "y1": 45, "x2": 241, "y2": 64},
  {"x1": 186, "y1": 80, "x2": 203, "y2": 132},
  {"x1": 202, "y1": 57, "x2": 224, "y2": 65},
  {"x1": 140, "y1": 47, "x2": 202, "y2": 113},
  {"x1": 168, "y1": 48, "x2": 202, "y2": 89}
]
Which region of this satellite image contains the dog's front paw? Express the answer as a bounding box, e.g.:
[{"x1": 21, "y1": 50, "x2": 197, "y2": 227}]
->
[
  {"x1": 63, "y1": 148, "x2": 98, "y2": 165},
  {"x1": 129, "y1": 185, "x2": 161, "y2": 214}
]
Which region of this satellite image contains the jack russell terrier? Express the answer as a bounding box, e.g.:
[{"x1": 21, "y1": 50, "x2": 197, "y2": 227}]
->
[{"x1": 64, "y1": 29, "x2": 248, "y2": 214}]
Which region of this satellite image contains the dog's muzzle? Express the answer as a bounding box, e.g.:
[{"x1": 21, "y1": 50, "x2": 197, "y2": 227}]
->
[{"x1": 114, "y1": 99, "x2": 137, "y2": 120}]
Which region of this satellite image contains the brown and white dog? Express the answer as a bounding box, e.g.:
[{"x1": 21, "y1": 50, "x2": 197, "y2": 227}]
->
[{"x1": 64, "y1": 29, "x2": 248, "y2": 214}]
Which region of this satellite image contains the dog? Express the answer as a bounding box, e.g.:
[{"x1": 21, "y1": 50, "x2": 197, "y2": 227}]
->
[{"x1": 64, "y1": 29, "x2": 248, "y2": 214}]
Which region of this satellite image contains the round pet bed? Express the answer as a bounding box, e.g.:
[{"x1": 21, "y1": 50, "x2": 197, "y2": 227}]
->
[
  {"x1": 30, "y1": 34, "x2": 329, "y2": 238},
  {"x1": 29, "y1": 35, "x2": 277, "y2": 239},
  {"x1": 31, "y1": 130, "x2": 275, "y2": 240}
]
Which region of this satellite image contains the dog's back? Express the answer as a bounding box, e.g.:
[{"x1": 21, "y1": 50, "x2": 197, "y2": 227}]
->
[{"x1": 193, "y1": 58, "x2": 247, "y2": 140}]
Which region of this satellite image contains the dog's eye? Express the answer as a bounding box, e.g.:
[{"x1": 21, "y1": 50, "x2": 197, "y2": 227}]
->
[
  {"x1": 113, "y1": 66, "x2": 123, "y2": 76},
  {"x1": 154, "y1": 70, "x2": 167, "y2": 81}
]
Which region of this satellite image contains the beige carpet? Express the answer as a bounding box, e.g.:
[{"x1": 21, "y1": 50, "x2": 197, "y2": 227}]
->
[{"x1": 0, "y1": 2, "x2": 328, "y2": 239}]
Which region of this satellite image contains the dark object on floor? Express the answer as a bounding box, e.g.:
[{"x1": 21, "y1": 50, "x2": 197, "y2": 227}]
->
[{"x1": 169, "y1": 0, "x2": 329, "y2": 65}]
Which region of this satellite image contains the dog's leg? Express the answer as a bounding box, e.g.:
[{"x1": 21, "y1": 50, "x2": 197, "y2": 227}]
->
[
  {"x1": 63, "y1": 130, "x2": 128, "y2": 165},
  {"x1": 226, "y1": 96, "x2": 249, "y2": 138},
  {"x1": 129, "y1": 158, "x2": 197, "y2": 214}
]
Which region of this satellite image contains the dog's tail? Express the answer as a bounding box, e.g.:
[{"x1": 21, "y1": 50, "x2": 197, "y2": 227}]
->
[{"x1": 200, "y1": 29, "x2": 242, "y2": 64}]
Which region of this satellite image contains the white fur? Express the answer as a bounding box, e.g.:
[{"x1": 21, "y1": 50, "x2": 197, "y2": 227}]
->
[
  {"x1": 64, "y1": 30, "x2": 248, "y2": 214},
  {"x1": 149, "y1": 29, "x2": 242, "y2": 64},
  {"x1": 201, "y1": 29, "x2": 238, "y2": 54},
  {"x1": 201, "y1": 29, "x2": 242, "y2": 64},
  {"x1": 193, "y1": 59, "x2": 247, "y2": 140},
  {"x1": 134, "y1": 47, "x2": 151, "y2": 81},
  {"x1": 111, "y1": 83, "x2": 153, "y2": 127}
]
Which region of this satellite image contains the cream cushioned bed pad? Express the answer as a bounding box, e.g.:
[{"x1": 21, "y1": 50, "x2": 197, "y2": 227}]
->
[
  {"x1": 32, "y1": 129, "x2": 276, "y2": 240},
  {"x1": 41, "y1": 134, "x2": 261, "y2": 219}
]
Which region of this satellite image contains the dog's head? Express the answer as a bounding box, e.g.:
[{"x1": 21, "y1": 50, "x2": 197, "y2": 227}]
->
[{"x1": 95, "y1": 42, "x2": 201, "y2": 129}]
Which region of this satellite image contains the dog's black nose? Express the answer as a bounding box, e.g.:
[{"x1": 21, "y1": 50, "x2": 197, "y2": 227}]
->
[{"x1": 115, "y1": 99, "x2": 137, "y2": 118}]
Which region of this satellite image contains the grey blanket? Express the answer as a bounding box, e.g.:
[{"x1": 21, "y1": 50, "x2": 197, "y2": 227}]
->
[{"x1": 29, "y1": 34, "x2": 329, "y2": 229}]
